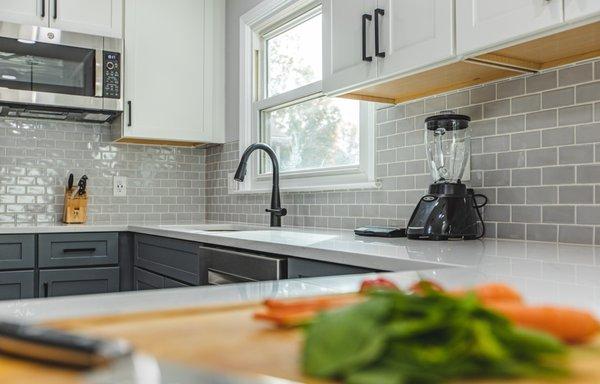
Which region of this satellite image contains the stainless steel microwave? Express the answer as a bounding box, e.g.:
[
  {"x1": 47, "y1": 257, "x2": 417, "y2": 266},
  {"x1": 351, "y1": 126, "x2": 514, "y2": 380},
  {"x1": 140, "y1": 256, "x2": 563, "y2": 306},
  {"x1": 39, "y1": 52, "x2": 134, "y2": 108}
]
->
[{"x1": 0, "y1": 22, "x2": 122, "y2": 122}]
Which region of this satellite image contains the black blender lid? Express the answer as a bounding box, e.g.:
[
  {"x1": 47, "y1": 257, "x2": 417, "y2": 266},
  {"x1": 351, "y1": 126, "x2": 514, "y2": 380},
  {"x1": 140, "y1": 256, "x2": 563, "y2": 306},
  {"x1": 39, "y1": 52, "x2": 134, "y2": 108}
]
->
[{"x1": 425, "y1": 113, "x2": 470, "y2": 131}]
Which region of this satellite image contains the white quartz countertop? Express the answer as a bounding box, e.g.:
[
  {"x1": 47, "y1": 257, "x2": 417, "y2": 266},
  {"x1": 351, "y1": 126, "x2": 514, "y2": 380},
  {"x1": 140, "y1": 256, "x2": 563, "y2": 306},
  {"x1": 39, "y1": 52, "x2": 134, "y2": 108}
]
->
[
  {"x1": 0, "y1": 223, "x2": 129, "y2": 234},
  {"x1": 0, "y1": 222, "x2": 599, "y2": 323}
]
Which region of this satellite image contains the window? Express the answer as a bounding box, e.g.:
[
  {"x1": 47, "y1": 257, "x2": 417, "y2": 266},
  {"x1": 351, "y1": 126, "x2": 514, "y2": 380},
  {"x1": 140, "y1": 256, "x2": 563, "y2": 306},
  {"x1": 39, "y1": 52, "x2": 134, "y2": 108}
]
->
[{"x1": 239, "y1": 0, "x2": 376, "y2": 192}]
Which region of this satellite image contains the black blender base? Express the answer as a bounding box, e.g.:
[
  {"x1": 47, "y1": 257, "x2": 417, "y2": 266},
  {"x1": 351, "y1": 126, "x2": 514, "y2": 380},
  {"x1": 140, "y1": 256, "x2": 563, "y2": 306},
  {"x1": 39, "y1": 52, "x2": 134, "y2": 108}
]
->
[
  {"x1": 406, "y1": 182, "x2": 485, "y2": 241},
  {"x1": 407, "y1": 234, "x2": 478, "y2": 241}
]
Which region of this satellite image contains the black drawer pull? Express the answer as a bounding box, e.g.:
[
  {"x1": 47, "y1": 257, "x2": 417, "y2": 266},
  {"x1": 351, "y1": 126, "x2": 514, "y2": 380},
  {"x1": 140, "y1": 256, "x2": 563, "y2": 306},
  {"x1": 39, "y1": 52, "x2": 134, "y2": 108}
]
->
[
  {"x1": 127, "y1": 101, "x2": 132, "y2": 126},
  {"x1": 62, "y1": 248, "x2": 96, "y2": 253},
  {"x1": 374, "y1": 8, "x2": 385, "y2": 58},
  {"x1": 362, "y1": 14, "x2": 372, "y2": 62}
]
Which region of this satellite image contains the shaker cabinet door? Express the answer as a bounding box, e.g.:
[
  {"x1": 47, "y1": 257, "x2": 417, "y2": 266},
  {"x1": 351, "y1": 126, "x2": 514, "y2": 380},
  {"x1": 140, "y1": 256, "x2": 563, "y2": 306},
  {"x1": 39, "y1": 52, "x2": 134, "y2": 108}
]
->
[
  {"x1": 39, "y1": 267, "x2": 119, "y2": 298},
  {"x1": 377, "y1": 0, "x2": 454, "y2": 80},
  {"x1": 322, "y1": 0, "x2": 378, "y2": 95},
  {"x1": 50, "y1": 0, "x2": 123, "y2": 38},
  {"x1": 0, "y1": 0, "x2": 47, "y2": 27},
  {"x1": 456, "y1": 0, "x2": 563, "y2": 55},
  {"x1": 122, "y1": 0, "x2": 224, "y2": 143},
  {"x1": 0, "y1": 271, "x2": 34, "y2": 301},
  {"x1": 565, "y1": 0, "x2": 600, "y2": 22}
]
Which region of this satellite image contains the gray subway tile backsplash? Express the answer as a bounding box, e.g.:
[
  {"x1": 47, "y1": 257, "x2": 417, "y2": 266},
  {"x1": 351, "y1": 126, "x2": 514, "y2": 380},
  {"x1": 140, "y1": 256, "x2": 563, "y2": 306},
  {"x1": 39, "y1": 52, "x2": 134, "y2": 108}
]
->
[
  {"x1": 0, "y1": 119, "x2": 205, "y2": 225},
  {"x1": 203, "y1": 59, "x2": 600, "y2": 245}
]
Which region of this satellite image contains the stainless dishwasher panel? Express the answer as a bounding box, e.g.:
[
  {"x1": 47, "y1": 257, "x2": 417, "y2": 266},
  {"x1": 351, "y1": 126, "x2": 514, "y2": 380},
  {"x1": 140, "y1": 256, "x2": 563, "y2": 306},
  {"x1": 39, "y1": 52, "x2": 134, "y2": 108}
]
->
[{"x1": 199, "y1": 246, "x2": 286, "y2": 285}]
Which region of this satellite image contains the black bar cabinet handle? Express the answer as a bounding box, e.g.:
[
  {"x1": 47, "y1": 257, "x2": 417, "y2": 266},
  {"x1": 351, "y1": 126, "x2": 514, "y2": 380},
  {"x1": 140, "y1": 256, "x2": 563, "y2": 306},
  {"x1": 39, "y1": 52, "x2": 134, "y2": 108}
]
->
[
  {"x1": 374, "y1": 8, "x2": 385, "y2": 58},
  {"x1": 43, "y1": 282, "x2": 49, "y2": 298},
  {"x1": 127, "y1": 101, "x2": 132, "y2": 126},
  {"x1": 41, "y1": 0, "x2": 45, "y2": 18},
  {"x1": 362, "y1": 14, "x2": 372, "y2": 62},
  {"x1": 63, "y1": 248, "x2": 96, "y2": 253},
  {"x1": 53, "y1": 0, "x2": 57, "y2": 19}
]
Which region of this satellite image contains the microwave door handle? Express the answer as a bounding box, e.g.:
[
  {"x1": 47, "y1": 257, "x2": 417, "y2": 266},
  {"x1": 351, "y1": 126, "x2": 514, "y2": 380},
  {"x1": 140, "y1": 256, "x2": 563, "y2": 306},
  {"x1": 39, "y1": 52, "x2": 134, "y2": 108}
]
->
[{"x1": 95, "y1": 50, "x2": 103, "y2": 97}]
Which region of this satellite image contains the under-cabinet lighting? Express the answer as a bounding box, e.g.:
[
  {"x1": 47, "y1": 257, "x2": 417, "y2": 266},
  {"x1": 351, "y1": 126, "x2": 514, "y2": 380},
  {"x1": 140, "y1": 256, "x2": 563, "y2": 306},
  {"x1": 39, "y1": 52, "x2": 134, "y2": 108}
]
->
[{"x1": 17, "y1": 39, "x2": 36, "y2": 44}]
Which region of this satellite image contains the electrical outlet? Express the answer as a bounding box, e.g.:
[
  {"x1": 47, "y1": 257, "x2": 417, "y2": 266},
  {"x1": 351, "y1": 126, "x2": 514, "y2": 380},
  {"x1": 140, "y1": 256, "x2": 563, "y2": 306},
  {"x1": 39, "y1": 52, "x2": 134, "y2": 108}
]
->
[
  {"x1": 227, "y1": 172, "x2": 240, "y2": 193},
  {"x1": 113, "y1": 176, "x2": 127, "y2": 197}
]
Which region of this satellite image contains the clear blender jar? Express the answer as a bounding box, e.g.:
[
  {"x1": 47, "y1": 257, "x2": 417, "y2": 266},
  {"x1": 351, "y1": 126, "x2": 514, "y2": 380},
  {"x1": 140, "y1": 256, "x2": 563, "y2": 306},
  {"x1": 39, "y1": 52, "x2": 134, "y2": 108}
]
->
[{"x1": 425, "y1": 113, "x2": 471, "y2": 183}]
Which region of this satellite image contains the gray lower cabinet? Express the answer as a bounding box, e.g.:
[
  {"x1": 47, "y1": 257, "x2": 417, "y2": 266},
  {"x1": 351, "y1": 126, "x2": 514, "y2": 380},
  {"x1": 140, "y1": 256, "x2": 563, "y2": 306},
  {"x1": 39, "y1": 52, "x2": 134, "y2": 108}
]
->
[
  {"x1": 0, "y1": 271, "x2": 34, "y2": 300},
  {"x1": 134, "y1": 234, "x2": 204, "y2": 285},
  {"x1": 38, "y1": 267, "x2": 120, "y2": 298},
  {"x1": 0, "y1": 235, "x2": 35, "y2": 270},
  {"x1": 287, "y1": 258, "x2": 376, "y2": 279},
  {"x1": 164, "y1": 277, "x2": 189, "y2": 288},
  {"x1": 133, "y1": 267, "x2": 191, "y2": 290},
  {"x1": 38, "y1": 233, "x2": 119, "y2": 268}
]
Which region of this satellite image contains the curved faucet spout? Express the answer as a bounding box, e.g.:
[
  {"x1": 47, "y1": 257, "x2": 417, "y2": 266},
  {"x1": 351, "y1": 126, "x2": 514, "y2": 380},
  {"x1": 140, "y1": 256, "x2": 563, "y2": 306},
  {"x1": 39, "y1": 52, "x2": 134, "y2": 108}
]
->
[{"x1": 234, "y1": 143, "x2": 286, "y2": 227}]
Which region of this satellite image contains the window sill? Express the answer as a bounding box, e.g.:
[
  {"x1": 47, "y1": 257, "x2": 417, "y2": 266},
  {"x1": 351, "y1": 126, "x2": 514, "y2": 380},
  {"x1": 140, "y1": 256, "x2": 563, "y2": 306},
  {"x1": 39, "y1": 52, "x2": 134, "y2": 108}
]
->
[{"x1": 230, "y1": 180, "x2": 381, "y2": 194}]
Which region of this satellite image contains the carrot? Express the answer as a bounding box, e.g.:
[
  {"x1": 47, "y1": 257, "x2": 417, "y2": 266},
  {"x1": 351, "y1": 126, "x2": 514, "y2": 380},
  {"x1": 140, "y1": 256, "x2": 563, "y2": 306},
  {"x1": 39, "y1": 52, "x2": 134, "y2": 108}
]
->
[
  {"x1": 488, "y1": 302, "x2": 600, "y2": 344},
  {"x1": 254, "y1": 308, "x2": 317, "y2": 327},
  {"x1": 451, "y1": 283, "x2": 523, "y2": 305},
  {"x1": 264, "y1": 294, "x2": 362, "y2": 312}
]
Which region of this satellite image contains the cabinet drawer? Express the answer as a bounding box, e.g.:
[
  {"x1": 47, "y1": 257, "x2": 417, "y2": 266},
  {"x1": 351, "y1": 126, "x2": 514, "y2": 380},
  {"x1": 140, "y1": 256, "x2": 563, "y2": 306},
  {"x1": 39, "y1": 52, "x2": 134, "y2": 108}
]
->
[
  {"x1": 0, "y1": 271, "x2": 34, "y2": 300},
  {"x1": 38, "y1": 233, "x2": 118, "y2": 268},
  {"x1": 133, "y1": 267, "x2": 164, "y2": 291},
  {"x1": 164, "y1": 277, "x2": 190, "y2": 288},
  {"x1": 39, "y1": 267, "x2": 120, "y2": 298},
  {"x1": 133, "y1": 267, "x2": 192, "y2": 290},
  {"x1": 287, "y1": 258, "x2": 375, "y2": 279},
  {"x1": 0, "y1": 235, "x2": 35, "y2": 270},
  {"x1": 134, "y1": 235, "x2": 202, "y2": 285}
]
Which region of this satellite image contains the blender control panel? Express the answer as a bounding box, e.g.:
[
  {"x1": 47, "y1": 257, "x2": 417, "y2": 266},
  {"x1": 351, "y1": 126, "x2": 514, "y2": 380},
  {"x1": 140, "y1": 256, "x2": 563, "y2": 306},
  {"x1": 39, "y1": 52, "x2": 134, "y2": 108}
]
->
[{"x1": 103, "y1": 51, "x2": 121, "y2": 99}]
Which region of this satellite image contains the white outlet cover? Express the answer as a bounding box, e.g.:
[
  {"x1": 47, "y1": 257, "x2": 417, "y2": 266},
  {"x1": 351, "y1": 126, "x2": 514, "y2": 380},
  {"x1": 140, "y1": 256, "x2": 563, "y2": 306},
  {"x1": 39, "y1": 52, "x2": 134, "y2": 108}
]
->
[{"x1": 113, "y1": 176, "x2": 127, "y2": 197}]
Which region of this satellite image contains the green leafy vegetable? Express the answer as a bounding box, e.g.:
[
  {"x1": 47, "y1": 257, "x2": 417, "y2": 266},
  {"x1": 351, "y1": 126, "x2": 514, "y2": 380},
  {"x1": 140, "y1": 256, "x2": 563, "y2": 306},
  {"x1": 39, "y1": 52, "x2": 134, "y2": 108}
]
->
[{"x1": 302, "y1": 289, "x2": 567, "y2": 383}]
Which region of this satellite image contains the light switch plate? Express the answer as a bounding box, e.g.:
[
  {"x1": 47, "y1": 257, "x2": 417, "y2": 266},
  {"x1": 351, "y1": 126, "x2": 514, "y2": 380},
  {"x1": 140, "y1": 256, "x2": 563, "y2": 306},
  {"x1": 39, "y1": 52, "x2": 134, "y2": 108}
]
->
[{"x1": 113, "y1": 176, "x2": 127, "y2": 197}]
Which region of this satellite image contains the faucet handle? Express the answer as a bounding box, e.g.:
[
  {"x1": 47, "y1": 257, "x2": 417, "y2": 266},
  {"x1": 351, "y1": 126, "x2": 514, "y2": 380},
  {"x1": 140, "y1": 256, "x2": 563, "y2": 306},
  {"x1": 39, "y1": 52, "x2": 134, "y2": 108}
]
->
[{"x1": 266, "y1": 208, "x2": 287, "y2": 217}]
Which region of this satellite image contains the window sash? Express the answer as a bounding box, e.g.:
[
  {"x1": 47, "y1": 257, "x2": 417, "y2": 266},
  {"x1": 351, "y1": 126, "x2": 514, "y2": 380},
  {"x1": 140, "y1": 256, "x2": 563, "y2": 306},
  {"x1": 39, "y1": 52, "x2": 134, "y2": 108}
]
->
[
  {"x1": 260, "y1": 5, "x2": 322, "y2": 100},
  {"x1": 239, "y1": 0, "x2": 377, "y2": 193}
]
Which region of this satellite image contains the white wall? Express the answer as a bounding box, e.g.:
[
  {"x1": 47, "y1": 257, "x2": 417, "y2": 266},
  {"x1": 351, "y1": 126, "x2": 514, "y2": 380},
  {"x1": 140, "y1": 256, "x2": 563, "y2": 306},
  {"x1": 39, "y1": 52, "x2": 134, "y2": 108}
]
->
[{"x1": 225, "y1": 0, "x2": 264, "y2": 142}]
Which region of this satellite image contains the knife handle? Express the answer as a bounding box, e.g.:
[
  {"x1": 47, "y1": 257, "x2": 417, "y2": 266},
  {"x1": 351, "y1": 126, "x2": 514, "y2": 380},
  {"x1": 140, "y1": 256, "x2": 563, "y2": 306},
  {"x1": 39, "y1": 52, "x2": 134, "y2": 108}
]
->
[{"x1": 0, "y1": 321, "x2": 132, "y2": 368}]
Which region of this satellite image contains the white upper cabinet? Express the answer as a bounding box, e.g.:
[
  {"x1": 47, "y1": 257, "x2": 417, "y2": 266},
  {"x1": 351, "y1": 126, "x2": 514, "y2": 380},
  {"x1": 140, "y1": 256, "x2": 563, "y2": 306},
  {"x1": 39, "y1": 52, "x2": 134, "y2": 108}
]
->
[
  {"x1": 0, "y1": 0, "x2": 47, "y2": 27},
  {"x1": 323, "y1": 0, "x2": 378, "y2": 95},
  {"x1": 456, "y1": 0, "x2": 564, "y2": 55},
  {"x1": 0, "y1": 0, "x2": 122, "y2": 38},
  {"x1": 377, "y1": 0, "x2": 453, "y2": 79},
  {"x1": 121, "y1": 0, "x2": 224, "y2": 144},
  {"x1": 323, "y1": 0, "x2": 454, "y2": 96},
  {"x1": 565, "y1": 0, "x2": 600, "y2": 22},
  {"x1": 50, "y1": 0, "x2": 123, "y2": 38}
]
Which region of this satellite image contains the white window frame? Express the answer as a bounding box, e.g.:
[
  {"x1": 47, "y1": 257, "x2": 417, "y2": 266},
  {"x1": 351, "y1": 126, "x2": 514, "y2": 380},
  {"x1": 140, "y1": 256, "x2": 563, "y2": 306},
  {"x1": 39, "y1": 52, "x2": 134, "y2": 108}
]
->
[{"x1": 238, "y1": 0, "x2": 377, "y2": 194}]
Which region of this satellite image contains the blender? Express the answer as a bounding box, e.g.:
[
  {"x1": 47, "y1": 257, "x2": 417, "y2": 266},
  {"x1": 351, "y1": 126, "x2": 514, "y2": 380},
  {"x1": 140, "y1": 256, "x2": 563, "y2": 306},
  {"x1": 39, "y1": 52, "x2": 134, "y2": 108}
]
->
[{"x1": 406, "y1": 113, "x2": 487, "y2": 240}]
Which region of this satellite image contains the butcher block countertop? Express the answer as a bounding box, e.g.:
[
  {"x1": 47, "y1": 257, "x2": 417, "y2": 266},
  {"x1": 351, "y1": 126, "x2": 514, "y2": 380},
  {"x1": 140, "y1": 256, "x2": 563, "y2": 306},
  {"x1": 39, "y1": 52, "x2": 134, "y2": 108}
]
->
[
  {"x1": 1, "y1": 284, "x2": 600, "y2": 384},
  {"x1": 0, "y1": 268, "x2": 600, "y2": 384}
]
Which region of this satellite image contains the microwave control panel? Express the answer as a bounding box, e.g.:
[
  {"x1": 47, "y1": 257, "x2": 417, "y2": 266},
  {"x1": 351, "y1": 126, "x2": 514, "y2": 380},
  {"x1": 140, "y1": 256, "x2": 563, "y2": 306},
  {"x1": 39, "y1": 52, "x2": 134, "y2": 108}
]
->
[{"x1": 103, "y1": 51, "x2": 121, "y2": 99}]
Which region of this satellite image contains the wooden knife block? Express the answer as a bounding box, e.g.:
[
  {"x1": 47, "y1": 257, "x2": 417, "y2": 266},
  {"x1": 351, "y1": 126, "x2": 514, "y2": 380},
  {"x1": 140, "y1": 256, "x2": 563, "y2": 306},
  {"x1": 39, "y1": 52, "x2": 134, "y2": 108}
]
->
[{"x1": 63, "y1": 188, "x2": 88, "y2": 224}]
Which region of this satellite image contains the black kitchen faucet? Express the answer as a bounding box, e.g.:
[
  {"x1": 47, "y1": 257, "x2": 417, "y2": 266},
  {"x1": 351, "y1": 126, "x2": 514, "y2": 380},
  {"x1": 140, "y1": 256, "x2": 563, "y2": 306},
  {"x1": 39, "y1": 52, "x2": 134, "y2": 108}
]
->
[{"x1": 234, "y1": 143, "x2": 287, "y2": 227}]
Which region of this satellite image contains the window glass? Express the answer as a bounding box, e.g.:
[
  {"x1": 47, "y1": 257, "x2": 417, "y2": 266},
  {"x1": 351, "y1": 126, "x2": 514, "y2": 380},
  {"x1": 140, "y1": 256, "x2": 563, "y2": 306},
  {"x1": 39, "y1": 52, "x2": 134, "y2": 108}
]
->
[
  {"x1": 262, "y1": 96, "x2": 360, "y2": 173},
  {"x1": 266, "y1": 13, "x2": 322, "y2": 97}
]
